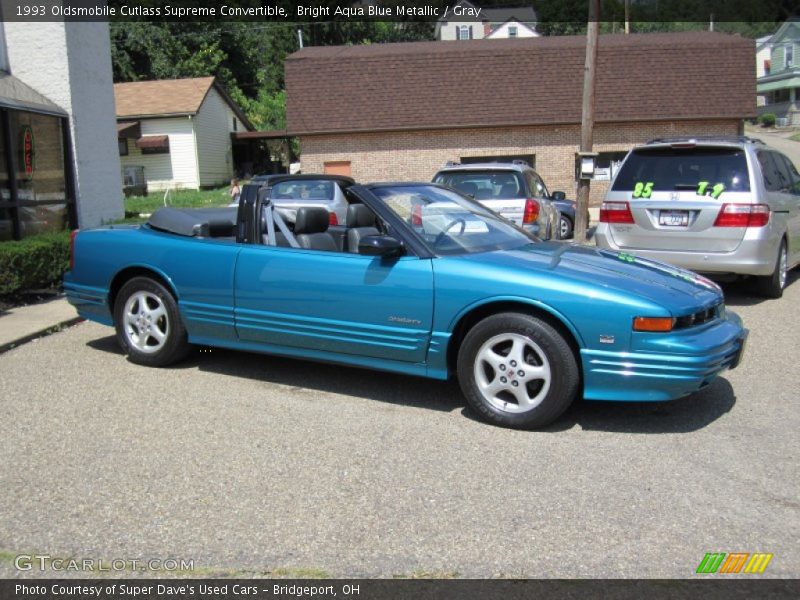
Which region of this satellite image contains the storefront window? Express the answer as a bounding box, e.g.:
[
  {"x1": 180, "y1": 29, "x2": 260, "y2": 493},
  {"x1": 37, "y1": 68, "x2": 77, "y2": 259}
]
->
[{"x1": 0, "y1": 108, "x2": 72, "y2": 239}]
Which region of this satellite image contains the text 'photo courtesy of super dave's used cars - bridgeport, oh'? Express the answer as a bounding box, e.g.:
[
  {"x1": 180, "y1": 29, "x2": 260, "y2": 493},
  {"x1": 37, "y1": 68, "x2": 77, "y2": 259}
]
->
[{"x1": 64, "y1": 176, "x2": 748, "y2": 430}]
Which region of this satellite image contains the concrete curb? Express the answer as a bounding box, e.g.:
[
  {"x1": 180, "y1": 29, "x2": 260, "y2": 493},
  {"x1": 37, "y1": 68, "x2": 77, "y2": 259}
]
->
[{"x1": 0, "y1": 316, "x2": 84, "y2": 355}]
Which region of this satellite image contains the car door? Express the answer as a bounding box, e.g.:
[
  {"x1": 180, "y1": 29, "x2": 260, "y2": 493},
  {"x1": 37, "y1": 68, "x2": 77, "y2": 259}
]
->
[
  {"x1": 233, "y1": 243, "x2": 435, "y2": 364},
  {"x1": 771, "y1": 152, "x2": 800, "y2": 264}
]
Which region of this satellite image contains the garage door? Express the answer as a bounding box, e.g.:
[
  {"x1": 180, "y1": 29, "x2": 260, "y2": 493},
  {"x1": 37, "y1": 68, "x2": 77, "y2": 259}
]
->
[{"x1": 324, "y1": 161, "x2": 352, "y2": 176}]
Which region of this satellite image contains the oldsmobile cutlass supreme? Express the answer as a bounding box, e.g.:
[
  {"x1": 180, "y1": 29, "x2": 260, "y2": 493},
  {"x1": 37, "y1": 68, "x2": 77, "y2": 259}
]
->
[{"x1": 64, "y1": 176, "x2": 747, "y2": 429}]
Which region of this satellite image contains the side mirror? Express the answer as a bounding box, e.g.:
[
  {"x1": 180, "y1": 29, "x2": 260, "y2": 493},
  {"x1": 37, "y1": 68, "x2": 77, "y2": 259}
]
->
[
  {"x1": 358, "y1": 235, "x2": 404, "y2": 257},
  {"x1": 551, "y1": 191, "x2": 566, "y2": 201}
]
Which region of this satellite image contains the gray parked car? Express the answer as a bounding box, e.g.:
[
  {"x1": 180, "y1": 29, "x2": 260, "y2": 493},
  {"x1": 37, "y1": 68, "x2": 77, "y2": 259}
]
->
[
  {"x1": 230, "y1": 174, "x2": 352, "y2": 226},
  {"x1": 432, "y1": 161, "x2": 562, "y2": 240},
  {"x1": 595, "y1": 136, "x2": 800, "y2": 297}
]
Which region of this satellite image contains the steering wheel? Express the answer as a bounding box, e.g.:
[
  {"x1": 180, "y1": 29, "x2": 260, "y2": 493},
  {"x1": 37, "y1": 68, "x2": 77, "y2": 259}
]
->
[{"x1": 433, "y1": 218, "x2": 466, "y2": 248}]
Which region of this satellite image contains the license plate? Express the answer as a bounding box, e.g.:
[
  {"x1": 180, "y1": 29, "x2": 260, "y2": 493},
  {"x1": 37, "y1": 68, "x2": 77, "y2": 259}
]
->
[{"x1": 659, "y1": 210, "x2": 689, "y2": 227}]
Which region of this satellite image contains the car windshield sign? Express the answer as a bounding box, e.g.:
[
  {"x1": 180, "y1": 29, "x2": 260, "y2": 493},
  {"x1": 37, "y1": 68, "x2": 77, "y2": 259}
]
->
[
  {"x1": 612, "y1": 147, "x2": 750, "y2": 194},
  {"x1": 372, "y1": 184, "x2": 537, "y2": 255}
]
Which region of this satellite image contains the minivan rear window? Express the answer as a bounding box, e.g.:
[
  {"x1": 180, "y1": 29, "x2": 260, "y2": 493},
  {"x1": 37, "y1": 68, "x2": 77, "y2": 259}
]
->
[{"x1": 612, "y1": 147, "x2": 750, "y2": 193}]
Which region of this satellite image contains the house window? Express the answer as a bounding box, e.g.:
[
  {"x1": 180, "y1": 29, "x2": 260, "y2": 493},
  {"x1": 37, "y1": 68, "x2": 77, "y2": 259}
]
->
[
  {"x1": 141, "y1": 146, "x2": 169, "y2": 155},
  {"x1": 786, "y1": 45, "x2": 794, "y2": 68},
  {"x1": 118, "y1": 138, "x2": 128, "y2": 156},
  {"x1": 458, "y1": 25, "x2": 472, "y2": 40},
  {"x1": 508, "y1": 26, "x2": 518, "y2": 38},
  {"x1": 232, "y1": 117, "x2": 237, "y2": 132},
  {"x1": 773, "y1": 88, "x2": 790, "y2": 103}
]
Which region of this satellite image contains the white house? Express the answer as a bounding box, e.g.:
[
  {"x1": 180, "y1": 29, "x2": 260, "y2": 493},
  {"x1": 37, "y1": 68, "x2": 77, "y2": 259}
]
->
[
  {"x1": 115, "y1": 77, "x2": 253, "y2": 193},
  {"x1": 436, "y1": 1, "x2": 539, "y2": 41},
  {"x1": 1, "y1": 21, "x2": 122, "y2": 238}
]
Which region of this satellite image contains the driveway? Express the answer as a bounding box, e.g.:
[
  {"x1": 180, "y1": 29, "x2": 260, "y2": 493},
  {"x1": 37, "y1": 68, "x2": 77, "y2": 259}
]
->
[{"x1": 0, "y1": 275, "x2": 798, "y2": 579}]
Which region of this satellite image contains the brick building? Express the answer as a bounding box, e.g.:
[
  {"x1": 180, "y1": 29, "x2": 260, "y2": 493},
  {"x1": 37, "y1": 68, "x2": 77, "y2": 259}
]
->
[{"x1": 286, "y1": 32, "x2": 755, "y2": 205}]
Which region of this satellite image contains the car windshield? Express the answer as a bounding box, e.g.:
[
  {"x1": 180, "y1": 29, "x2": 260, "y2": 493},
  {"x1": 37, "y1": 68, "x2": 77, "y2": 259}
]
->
[
  {"x1": 270, "y1": 180, "x2": 335, "y2": 201},
  {"x1": 372, "y1": 184, "x2": 537, "y2": 256},
  {"x1": 612, "y1": 147, "x2": 751, "y2": 193},
  {"x1": 433, "y1": 170, "x2": 526, "y2": 200}
]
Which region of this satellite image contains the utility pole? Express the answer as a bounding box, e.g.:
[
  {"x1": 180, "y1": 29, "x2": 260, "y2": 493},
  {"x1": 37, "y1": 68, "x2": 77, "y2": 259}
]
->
[
  {"x1": 625, "y1": 0, "x2": 630, "y2": 34},
  {"x1": 574, "y1": 0, "x2": 600, "y2": 242}
]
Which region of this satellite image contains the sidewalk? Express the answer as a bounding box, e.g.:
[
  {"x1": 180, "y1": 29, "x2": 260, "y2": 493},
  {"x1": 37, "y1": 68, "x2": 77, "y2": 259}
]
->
[{"x1": 0, "y1": 296, "x2": 83, "y2": 353}]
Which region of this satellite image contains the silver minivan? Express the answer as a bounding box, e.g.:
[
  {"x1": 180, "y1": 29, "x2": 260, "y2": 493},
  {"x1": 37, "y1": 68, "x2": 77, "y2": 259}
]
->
[{"x1": 595, "y1": 136, "x2": 800, "y2": 297}]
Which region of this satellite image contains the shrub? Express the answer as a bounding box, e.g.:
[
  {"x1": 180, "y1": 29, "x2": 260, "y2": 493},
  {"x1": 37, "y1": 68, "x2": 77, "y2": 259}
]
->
[
  {"x1": 0, "y1": 231, "x2": 71, "y2": 296},
  {"x1": 759, "y1": 113, "x2": 777, "y2": 127}
]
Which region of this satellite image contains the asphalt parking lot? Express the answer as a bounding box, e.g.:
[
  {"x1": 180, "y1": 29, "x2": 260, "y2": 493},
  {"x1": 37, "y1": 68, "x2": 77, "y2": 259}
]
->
[{"x1": 1, "y1": 273, "x2": 798, "y2": 579}]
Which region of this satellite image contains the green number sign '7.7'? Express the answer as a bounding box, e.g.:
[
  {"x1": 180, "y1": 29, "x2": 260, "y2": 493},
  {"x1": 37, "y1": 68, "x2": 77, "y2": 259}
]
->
[{"x1": 697, "y1": 181, "x2": 725, "y2": 199}]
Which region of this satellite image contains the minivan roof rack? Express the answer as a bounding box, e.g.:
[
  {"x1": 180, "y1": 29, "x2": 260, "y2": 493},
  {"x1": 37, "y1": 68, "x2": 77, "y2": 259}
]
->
[{"x1": 646, "y1": 135, "x2": 764, "y2": 145}]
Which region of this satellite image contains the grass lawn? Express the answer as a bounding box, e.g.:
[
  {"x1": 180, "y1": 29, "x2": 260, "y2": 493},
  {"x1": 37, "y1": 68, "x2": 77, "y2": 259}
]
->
[{"x1": 124, "y1": 186, "x2": 231, "y2": 216}]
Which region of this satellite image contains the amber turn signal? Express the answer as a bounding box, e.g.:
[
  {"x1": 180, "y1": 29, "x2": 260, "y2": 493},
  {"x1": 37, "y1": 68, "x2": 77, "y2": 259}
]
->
[{"x1": 633, "y1": 317, "x2": 674, "y2": 332}]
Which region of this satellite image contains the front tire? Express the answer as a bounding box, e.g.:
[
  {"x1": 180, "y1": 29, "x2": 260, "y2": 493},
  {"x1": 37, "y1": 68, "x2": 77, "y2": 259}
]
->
[
  {"x1": 756, "y1": 240, "x2": 787, "y2": 299},
  {"x1": 457, "y1": 313, "x2": 579, "y2": 429},
  {"x1": 114, "y1": 277, "x2": 190, "y2": 367}
]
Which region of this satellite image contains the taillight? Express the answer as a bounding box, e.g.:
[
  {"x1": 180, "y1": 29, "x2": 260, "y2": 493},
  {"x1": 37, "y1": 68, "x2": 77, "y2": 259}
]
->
[
  {"x1": 523, "y1": 198, "x2": 539, "y2": 224},
  {"x1": 713, "y1": 203, "x2": 770, "y2": 228},
  {"x1": 600, "y1": 201, "x2": 635, "y2": 224},
  {"x1": 69, "y1": 229, "x2": 79, "y2": 271},
  {"x1": 411, "y1": 204, "x2": 423, "y2": 226},
  {"x1": 328, "y1": 212, "x2": 338, "y2": 226}
]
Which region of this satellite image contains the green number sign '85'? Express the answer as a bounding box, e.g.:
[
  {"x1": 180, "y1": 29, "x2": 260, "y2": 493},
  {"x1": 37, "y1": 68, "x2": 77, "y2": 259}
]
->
[{"x1": 633, "y1": 181, "x2": 654, "y2": 198}]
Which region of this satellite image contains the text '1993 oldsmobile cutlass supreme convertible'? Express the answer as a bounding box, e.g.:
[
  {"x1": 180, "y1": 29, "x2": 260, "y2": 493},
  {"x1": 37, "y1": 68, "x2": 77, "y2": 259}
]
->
[{"x1": 64, "y1": 176, "x2": 748, "y2": 429}]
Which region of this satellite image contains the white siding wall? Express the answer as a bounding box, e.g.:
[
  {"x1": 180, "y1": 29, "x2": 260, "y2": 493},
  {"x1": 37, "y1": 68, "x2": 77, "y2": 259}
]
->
[
  {"x1": 120, "y1": 117, "x2": 198, "y2": 191},
  {"x1": 4, "y1": 22, "x2": 123, "y2": 227},
  {"x1": 486, "y1": 22, "x2": 539, "y2": 39},
  {"x1": 194, "y1": 87, "x2": 242, "y2": 187}
]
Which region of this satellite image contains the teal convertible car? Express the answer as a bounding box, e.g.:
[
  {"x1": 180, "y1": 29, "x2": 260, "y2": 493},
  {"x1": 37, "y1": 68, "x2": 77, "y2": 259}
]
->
[{"x1": 64, "y1": 177, "x2": 747, "y2": 429}]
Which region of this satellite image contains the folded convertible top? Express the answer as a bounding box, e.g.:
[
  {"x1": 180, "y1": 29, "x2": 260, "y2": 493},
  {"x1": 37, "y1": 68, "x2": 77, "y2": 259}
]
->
[{"x1": 147, "y1": 207, "x2": 238, "y2": 237}]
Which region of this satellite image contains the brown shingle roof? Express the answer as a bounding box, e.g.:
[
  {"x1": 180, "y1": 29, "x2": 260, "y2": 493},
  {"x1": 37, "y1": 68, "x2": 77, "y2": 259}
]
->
[
  {"x1": 114, "y1": 77, "x2": 253, "y2": 129},
  {"x1": 114, "y1": 76, "x2": 216, "y2": 118},
  {"x1": 286, "y1": 32, "x2": 755, "y2": 135}
]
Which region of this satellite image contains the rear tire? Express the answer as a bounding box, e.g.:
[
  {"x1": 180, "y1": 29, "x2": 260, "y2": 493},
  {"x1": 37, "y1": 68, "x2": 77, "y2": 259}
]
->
[
  {"x1": 756, "y1": 240, "x2": 787, "y2": 299},
  {"x1": 559, "y1": 215, "x2": 574, "y2": 240},
  {"x1": 114, "y1": 277, "x2": 190, "y2": 367},
  {"x1": 457, "y1": 313, "x2": 579, "y2": 429}
]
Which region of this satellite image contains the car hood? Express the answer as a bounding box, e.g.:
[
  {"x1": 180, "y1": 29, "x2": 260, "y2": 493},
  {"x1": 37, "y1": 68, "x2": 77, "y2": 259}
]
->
[{"x1": 467, "y1": 242, "x2": 723, "y2": 312}]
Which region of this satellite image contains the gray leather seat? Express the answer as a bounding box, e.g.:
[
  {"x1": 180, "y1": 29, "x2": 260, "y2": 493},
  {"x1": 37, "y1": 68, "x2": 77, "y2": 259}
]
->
[
  {"x1": 295, "y1": 207, "x2": 338, "y2": 251},
  {"x1": 346, "y1": 204, "x2": 379, "y2": 253}
]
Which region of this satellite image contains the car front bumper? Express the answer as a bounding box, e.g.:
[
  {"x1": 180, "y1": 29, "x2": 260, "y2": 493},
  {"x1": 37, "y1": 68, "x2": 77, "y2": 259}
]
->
[{"x1": 581, "y1": 311, "x2": 747, "y2": 402}]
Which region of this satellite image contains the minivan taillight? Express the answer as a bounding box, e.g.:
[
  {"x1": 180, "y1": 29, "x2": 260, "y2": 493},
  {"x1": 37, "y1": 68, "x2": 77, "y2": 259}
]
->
[
  {"x1": 600, "y1": 201, "x2": 635, "y2": 224},
  {"x1": 69, "y1": 229, "x2": 79, "y2": 271},
  {"x1": 523, "y1": 198, "x2": 540, "y2": 224},
  {"x1": 328, "y1": 212, "x2": 339, "y2": 226},
  {"x1": 713, "y1": 203, "x2": 770, "y2": 228}
]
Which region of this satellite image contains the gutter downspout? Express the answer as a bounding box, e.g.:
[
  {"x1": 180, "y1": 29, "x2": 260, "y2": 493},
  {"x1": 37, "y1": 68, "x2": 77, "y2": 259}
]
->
[{"x1": 190, "y1": 114, "x2": 201, "y2": 189}]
